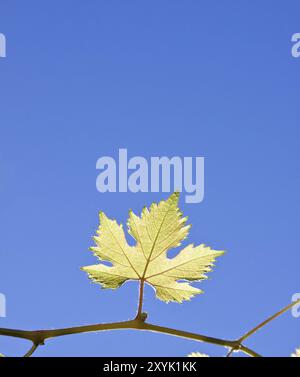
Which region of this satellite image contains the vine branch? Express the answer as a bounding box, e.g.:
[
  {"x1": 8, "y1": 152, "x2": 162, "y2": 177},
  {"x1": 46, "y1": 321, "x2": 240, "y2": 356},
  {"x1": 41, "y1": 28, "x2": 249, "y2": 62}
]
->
[
  {"x1": 238, "y1": 299, "x2": 299, "y2": 342},
  {"x1": 0, "y1": 299, "x2": 298, "y2": 358},
  {"x1": 23, "y1": 343, "x2": 39, "y2": 357}
]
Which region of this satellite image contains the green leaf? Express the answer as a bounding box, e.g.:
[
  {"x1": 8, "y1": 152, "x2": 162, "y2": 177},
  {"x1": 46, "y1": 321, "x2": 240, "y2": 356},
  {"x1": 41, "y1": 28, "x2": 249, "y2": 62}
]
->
[
  {"x1": 291, "y1": 348, "x2": 300, "y2": 357},
  {"x1": 188, "y1": 352, "x2": 209, "y2": 357},
  {"x1": 82, "y1": 192, "x2": 224, "y2": 303}
]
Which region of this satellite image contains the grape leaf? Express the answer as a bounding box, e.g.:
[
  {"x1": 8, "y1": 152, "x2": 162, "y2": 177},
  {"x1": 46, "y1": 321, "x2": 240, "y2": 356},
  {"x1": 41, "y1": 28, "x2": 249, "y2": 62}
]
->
[
  {"x1": 82, "y1": 192, "x2": 224, "y2": 303},
  {"x1": 291, "y1": 348, "x2": 300, "y2": 357},
  {"x1": 188, "y1": 352, "x2": 209, "y2": 357}
]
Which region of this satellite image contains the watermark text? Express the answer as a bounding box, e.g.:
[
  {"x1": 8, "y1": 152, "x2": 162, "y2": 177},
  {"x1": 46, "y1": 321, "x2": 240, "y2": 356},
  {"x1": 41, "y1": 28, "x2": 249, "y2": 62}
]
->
[
  {"x1": 291, "y1": 33, "x2": 300, "y2": 58},
  {"x1": 0, "y1": 33, "x2": 6, "y2": 58},
  {"x1": 96, "y1": 149, "x2": 204, "y2": 204},
  {"x1": 0, "y1": 293, "x2": 6, "y2": 317},
  {"x1": 292, "y1": 293, "x2": 300, "y2": 318}
]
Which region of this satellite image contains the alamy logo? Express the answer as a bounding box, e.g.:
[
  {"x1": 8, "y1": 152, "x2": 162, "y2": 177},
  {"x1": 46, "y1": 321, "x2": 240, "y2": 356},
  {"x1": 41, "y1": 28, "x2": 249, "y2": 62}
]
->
[
  {"x1": 291, "y1": 33, "x2": 300, "y2": 58},
  {"x1": 292, "y1": 293, "x2": 300, "y2": 318},
  {"x1": 0, "y1": 293, "x2": 6, "y2": 317},
  {"x1": 96, "y1": 149, "x2": 204, "y2": 203},
  {"x1": 0, "y1": 33, "x2": 6, "y2": 57}
]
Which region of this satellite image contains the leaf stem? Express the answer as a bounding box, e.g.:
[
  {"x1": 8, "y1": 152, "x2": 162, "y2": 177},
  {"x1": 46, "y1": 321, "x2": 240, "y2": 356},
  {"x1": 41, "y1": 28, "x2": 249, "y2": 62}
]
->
[{"x1": 136, "y1": 280, "x2": 145, "y2": 320}]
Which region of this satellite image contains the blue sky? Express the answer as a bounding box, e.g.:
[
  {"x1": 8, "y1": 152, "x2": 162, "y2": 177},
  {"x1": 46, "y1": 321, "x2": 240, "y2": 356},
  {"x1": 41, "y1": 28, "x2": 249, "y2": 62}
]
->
[{"x1": 0, "y1": 1, "x2": 299, "y2": 357}]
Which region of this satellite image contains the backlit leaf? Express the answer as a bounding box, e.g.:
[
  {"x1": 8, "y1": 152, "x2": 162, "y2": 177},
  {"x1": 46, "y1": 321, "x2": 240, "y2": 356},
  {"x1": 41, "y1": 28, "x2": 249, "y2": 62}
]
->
[
  {"x1": 188, "y1": 352, "x2": 209, "y2": 357},
  {"x1": 291, "y1": 348, "x2": 300, "y2": 357},
  {"x1": 82, "y1": 192, "x2": 224, "y2": 303}
]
